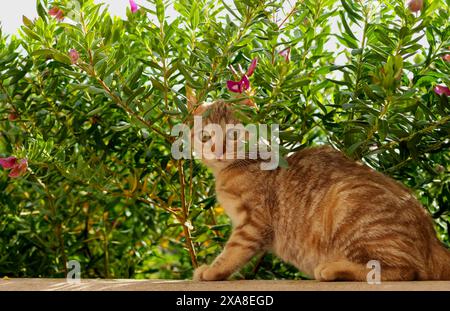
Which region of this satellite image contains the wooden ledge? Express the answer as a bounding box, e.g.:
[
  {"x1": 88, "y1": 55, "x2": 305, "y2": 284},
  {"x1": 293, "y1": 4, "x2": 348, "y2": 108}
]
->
[{"x1": 1, "y1": 279, "x2": 449, "y2": 291}]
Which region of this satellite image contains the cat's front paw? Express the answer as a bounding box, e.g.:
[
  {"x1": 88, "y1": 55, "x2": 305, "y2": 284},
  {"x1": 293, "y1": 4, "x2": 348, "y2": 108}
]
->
[
  {"x1": 193, "y1": 265, "x2": 227, "y2": 281},
  {"x1": 193, "y1": 265, "x2": 211, "y2": 281}
]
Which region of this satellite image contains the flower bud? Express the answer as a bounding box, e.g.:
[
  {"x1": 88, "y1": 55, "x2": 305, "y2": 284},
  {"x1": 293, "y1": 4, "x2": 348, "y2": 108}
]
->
[
  {"x1": 408, "y1": 0, "x2": 423, "y2": 13},
  {"x1": 129, "y1": 0, "x2": 139, "y2": 13},
  {"x1": 49, "y1": 7, "x2": 64, "y2": 21},
  {"x1": 8, "y1": 113, "x2": 18, "y2": 121},
  {"x1": 434, "y1": 85, "x2": 450, "y2": 97},
  {"x1": 69, "y1": 49, "x2": 79, "y2": 64}
]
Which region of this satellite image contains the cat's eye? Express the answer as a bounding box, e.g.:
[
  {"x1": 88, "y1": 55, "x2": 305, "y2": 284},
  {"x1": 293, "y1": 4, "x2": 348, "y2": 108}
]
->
[
  {"x1": 199, "y1": 131, "x2": 211, "y2": 143},
  {"x1": 226, "y1": 129, "x2": 240, "y2": 141}
]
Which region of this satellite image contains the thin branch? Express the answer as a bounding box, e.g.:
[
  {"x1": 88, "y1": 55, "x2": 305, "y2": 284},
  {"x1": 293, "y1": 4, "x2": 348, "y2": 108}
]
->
[
  {"x1": 137, "y1": 197, "x2": 181, "y2": 219},
  {"x1": 277, "y1": 1, "x2": 301, "y2": 30},
  {"x1": 177, "y1": 160, "x2": 198, "y2": 268}
]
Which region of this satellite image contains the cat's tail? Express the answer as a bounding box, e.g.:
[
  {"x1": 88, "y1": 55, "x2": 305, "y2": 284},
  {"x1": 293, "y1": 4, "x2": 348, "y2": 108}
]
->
[{"x1": 430, "y1": 242, "x2": 450, "y2": 280}]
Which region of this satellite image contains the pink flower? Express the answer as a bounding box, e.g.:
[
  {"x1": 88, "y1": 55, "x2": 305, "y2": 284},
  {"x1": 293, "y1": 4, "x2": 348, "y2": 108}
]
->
[
  {"x1": 442, "y1": 54, "x2": 450, "y2": 62},
  {"x1": 434, "y1": 85, "x2": 450, "y2": 97},
  {"x1": 226, "y1": 58, "x2": 257, "y2": 93},
  {"x1": 227, "y1": 75, "x2": 250, "y2": 93},
  {"x1": 0, "y1": 157, "x2": 28, "y2": 178},
  {"x1": 9, "y1": 159, "x2": 28, "y2": 178},
  {"x1": 279, "y1": 47, "x2": 291, "y2": 62},
  {"x1": 0, "y1": 157, "x2": 17, "y2": 169},
  {"x1": 408, "y1": 0, "x2": 423, "y2": 13},
  {"x1": 49, "y1": 7, "x2": 64, "y2": 21},
  {"x1": 129, "y1": 0, "x2": 139, "y2": 13},
  {"x1": 246, "y1": 58, "x2": 258, "y2": 77},
  {"x1": 69, "y1": 49, "x2": 79, "y2": 64}
]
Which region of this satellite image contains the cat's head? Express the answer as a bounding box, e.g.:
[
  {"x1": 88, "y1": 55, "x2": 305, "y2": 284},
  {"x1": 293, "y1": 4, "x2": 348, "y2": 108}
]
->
[{"x1": 187, "y1": 87, "x2": 257, "y2": 170}]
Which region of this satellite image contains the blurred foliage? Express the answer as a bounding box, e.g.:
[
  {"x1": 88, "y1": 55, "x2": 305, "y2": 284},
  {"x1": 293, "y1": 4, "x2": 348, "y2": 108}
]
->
[{"x1": 0, "y1": 0, "x2": 449, "y2": 279}]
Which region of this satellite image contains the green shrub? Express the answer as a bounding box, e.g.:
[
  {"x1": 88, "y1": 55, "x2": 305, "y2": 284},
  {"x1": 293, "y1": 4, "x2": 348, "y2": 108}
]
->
[{"x1": 0, "y1": 0, "x2": 449, "y2": 279}]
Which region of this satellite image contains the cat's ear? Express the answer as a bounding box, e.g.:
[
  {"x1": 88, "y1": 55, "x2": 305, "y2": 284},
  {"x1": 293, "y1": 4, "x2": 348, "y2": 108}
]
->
[
  {"x1": 186, "y1": 85, "x2": 209, "y2": 115},
  {"x1": 186, "y1": 84, "x2": 212, "y2": 115},
  {"x1": 193, "y1": 103, "x2": 212, "y2": 116},
  {"x1": 186, "y1": 84, "x2": 198, "y2": 111}
]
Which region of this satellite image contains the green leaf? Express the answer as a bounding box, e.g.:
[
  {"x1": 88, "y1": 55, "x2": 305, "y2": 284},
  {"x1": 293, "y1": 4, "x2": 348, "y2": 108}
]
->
[
  {"x1": 339, "y1": 11, "x2": 357, "y2": 42},
  {"x1": 22, "y1": 15, "x2": 34, "y2": 29},
  {"x1": 71, "y1": 84, "x2": 106, "y2": 95},
  {"x1": 347, "y1": 140, "x2": 365, "y2": 155},
  {"x1": 126, "y1": 66, "x2": 144, "y2": 89},
  {"x1": 335, "y1": 34, "x2": 358, "y2": 49},
  {"x1": 189, "y1": 1, "x2": 200, "y2": 29},
  {"x1": 221, "y1": 0, "x2": 242, "y2": 21},
  {"x1": 378, "y1": 119, "x2": 388, "y2": 141},
  {"x1": 87, "y1": 107, "x2": 104, "y2": 117},
  {"x1": 151, "y1": 78, "x2": 166, "y2": 91},
  {"x1": 278, "y1": 157, "x2": 289, "y2": 169},
  {"x1": 36, "y1": 0, "x2": 47, "y2": 22},
  {"x1": 104, "y1": 56, "x2": 129, "y2": 78},
  {"x1": 31, "y1": 49, "x2": 54, "y2": 57},
  {"x1": 7, "y1": 70, "x2": 26, "y2": 85},
  {"x1": 155, "y1": 0, "x2": 165, "y2": 24},
  {"x1": 21, "y1": 27, "x2": 40, "y2": 41},
  {"x1": 340, "y1": 0, "x2": 363, "y2": 24},
  {"x1": 52, "y1": 52, "x2": 71, "y2": 65},
  {"x1": 178, "y1": 63, "x2": 203, "y2": 88},
  {"x1": 126, "y1": 87, "x2": 146, "y2": 104},
  {"x1": 111, "y1": 122, "x2": 132, "y2": 132}
]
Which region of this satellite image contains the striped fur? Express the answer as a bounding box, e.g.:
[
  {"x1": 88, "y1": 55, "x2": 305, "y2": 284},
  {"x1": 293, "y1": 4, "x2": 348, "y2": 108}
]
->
[{"x1": 192, "y1": 102, "x2": 450, "y2": 281}]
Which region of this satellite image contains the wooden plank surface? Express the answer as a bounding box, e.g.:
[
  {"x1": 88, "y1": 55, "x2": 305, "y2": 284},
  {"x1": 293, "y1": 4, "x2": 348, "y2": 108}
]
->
[{"x1": 1, "y1": 279, "x2": 450, "y2": 291}]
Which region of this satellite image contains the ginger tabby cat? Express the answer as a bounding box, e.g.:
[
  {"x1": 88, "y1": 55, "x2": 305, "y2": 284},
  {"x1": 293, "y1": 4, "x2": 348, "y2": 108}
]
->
[{"x1": 189, "y1": 97, "x2": 450, "y2": 282}]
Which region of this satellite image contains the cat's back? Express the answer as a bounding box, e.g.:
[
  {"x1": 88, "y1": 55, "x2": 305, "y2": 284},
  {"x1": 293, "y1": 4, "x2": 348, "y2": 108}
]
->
[
  {"x1": 286, "y1": 145, "x2": 368, "y2": 174},
  {"x1": 271, "y1": 145, "x2": 436, "y2": 277},
  {"x1": 280, "y1": 145, "x2": 408, "y2": 194},
  {"x1": 275, "y1": 145, "x2": 424, "y2": 220},
  {"x1": 276, "y1": 145, "x2": 360, "y2": 192}
]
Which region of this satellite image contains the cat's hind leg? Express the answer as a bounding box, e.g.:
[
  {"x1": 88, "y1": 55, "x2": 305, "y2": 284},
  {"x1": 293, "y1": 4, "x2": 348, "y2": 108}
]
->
[
  {"x1": 314, "y1": 260, "x2": 368, "y2": 281},
  {"x1": 314, "y1": 260, "x2": 418, "y2": 281}
]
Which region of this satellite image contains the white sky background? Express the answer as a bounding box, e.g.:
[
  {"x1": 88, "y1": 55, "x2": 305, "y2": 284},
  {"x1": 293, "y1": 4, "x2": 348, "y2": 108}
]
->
[
  {"x1": 0, "y1": 0, "x2": 297, "y2": 35},
  {"x1": 0, "y1": 0, "x2": 351, "y2": 81},
  {"x1": 0, "y1": 0, "x2": 332, "y2": 37},
  {"x1": 4, "y1": 0, "x2": 415, "y2": 77},
  {"x1": 0, "y1": 1, "x2": 427, "y2": 67},
  {"x1": 0, "y1": 0, "x2": 149, "y2": 35},
  {"x1": 0, "y1": 0, "x2": 345, "y2": 58}
]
